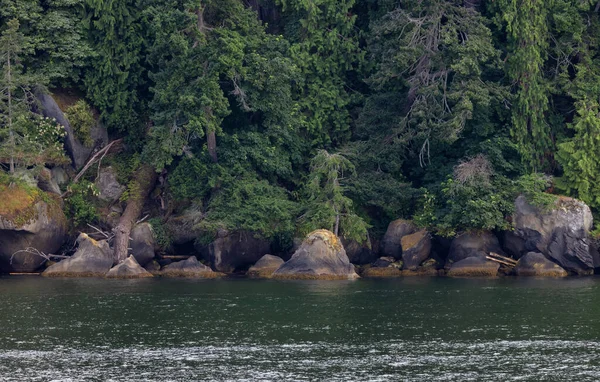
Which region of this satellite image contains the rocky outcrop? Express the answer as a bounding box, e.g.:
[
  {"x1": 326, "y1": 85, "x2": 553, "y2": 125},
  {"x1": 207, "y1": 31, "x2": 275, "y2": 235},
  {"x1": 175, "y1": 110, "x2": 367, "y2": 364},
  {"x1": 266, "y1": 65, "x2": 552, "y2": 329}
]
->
[
  {"x1": 207, "y1": 230, "x2": 271, "y2": 273},
  {"x1": 447, "y1": 231, "x2": 505, "y2": 264},
  {"x1": 43, "y1": 233, "x2": 113, "y2": 277},
  {"x1": 0, "y1": 192, "x2": 67, "y2": 273},
  {"x1": 36, "y1": 168, "x2": 61, "y2": 195},
  {"x1": 513, "y1": 252, "x2": 568, "y2": 277},
  {"x1": 272, "y1": 230, "x2": 359, "y2": 280},
  {"x1": 160, "y1": 256, "x2": 222, "y2": 278},
  {"x1": 447, "y1": 257, "x2": 499, "y2": 277},
  {"x1": 342, "y1": 238, "x2": 376, "y2": 265},
  {"x1": 131, "y1": 223, "x2": 155, "y2": 266},
  {"x1": 96, "y1": 166, "x2": 125, "y2": 202},
  {"x1": 512, "y1": 196, "x2": 593, "y2": 275},
  {"x1": 247, "y1": 255, "x2": 284, "y2": 278},
  {"x1": 106, "y1": 255, "x2": 153, "y2": 278},
  {"x1": 401, "y1": 230, "x2": 432, "y2": 270},
  {"x1": 35, "y1": 90, "x2": 108, "y2": 169},
  {"x1": 380, "y1": 219, "x2": 416, "y2": 259}
]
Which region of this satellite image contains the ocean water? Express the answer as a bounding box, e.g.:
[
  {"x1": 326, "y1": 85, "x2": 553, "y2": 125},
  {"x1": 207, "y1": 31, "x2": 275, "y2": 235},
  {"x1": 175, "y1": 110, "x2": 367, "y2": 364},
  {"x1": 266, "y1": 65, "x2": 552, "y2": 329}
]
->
[{"x1": 1, "y1": 276, "x2": 600, "y2": 381}]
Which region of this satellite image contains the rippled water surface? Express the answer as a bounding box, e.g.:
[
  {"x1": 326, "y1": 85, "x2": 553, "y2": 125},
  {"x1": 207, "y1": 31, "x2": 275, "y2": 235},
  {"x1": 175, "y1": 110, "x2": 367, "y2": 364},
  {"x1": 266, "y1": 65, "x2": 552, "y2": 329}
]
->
[{"x1": 1, "y1": 276, "x2": 600, "y2": 381}]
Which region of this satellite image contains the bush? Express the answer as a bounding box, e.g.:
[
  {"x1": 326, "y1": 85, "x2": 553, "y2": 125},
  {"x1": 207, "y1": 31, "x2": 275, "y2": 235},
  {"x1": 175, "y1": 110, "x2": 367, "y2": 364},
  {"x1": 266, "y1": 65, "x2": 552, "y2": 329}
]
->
[
  {"x1": 64, "y1": 181, "x2": 99, "y2": 227},
  {"x1": 65, "y1": 100, "x2": 95, "y2": 147}
]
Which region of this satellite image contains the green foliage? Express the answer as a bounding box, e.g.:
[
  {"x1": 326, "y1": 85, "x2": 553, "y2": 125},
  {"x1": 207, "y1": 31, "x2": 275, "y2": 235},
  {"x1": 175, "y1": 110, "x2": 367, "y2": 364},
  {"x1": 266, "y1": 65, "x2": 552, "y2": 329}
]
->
[
  {"x1": 148, "y1": 217, "x2": 172, "y2": 250},
  {"x1": 298, "y1": 150, "x2": 369, "y2": 243},
  {"x1": 64, "y1": 180, "x2": 99, "y2": 226},
  {"x1": 65, "y1": 99, "x2": 95, "y2": 147}
]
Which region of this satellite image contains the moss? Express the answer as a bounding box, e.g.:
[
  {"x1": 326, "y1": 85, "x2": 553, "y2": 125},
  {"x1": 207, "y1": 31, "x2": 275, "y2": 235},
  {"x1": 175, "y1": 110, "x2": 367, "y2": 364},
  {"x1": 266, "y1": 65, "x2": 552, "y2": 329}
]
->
[
  {"x1": 305, "y1": 229, "x2": 342, "y2": 252},
  {"x1": 247, "y1": 268, "x2": 279, "y2": 278},
  {"x1": 272, "y1": 272, "x2": 357, "y2": 280},
  {"x1": 159, "y1": 270, "x2": 224, "y2": 278},
  {"x1": 360, "y1": 266, "x2": 402, "y2": 278},
  {"x1": 401, "y1": 229, "x2": 427, "y2": 250}
]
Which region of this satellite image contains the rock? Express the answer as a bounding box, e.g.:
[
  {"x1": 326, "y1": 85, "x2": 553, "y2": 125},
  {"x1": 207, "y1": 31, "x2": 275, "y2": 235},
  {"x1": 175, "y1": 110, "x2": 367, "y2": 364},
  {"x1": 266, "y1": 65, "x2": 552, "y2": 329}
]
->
[
  {"x1": 502, "y1": 231, "x2": 527, "y2": 259},
  {"x1": 272, "y1": 230, "x2": 359, "y2": 280},
  {"x1": 36, "y1": 168, "x2": 61, "y2": 195},
  {"x1": 96, "y1": 166, "x2": 125, "y2": 202},
  {"x1": 372, "y1": 257, "x2": 394, "y2": 268},
  {"x1": 207, "y1": 230, "x2": 271, "y2": 273},
  {"x1": 131, "y1": 223, "x2": 155, "y2": 266},
  {"x1": 144, "y1": 260, "x2": 161, "y2": 274},
  {"x1": 43, "y1": 233, "x2": 113, "y2": 277},
  {"x1": 401, "y1": 230, "x2": 432, "y2": 270},
  {"x1": 160, "y1": 256, "x2": 222, "y2": 278},
  {"x1": 514, "y1": 252, "x2": 568, "y2": 277},
  {"x1": 342, "y1": 238, "x2": 376, "y2": 265},
  {"x1": 360, "y1": 266, "x2": 402, "y2": 278},
  {"x1": 34, "y1": 90, "x2": 90, "y2": 169},
  {"x1": 106, "y1": 255, "x2": 153, "y2": 278},
  {"x1": 513, "y1": 196, "x2": 594, "y2": 275},
  {"x1": 247, "y1": 255, "x2": 284, "y2": 278},
  {"x1": 448, "y1": 231, "x2": 505, "y2": 264},
  {"x1": 447, "y1": 257, "x2": 499, "y2": 277},
  {"x1": 380, "y1": 219, "x2": 416, "y2": 259},
  {"x1": 51, "y1": 167, "x2": 69, "y2": 186},
  {"x1": 0, "y1": 190, "x2": 67, "y2": 273}
]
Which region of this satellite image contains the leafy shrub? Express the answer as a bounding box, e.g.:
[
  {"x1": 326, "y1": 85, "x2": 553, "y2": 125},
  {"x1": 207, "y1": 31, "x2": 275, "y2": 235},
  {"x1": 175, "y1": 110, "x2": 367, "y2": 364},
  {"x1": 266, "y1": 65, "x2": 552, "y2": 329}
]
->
[
  {"x1": 65, "y1": 100, "x2": 95, "y2": 147},
  {"x1": 148, "y1": 217, "x2": 172, "y2": 250},
  {"x1": 64, "y1": 181, "x2": 99, "y2": 227}
]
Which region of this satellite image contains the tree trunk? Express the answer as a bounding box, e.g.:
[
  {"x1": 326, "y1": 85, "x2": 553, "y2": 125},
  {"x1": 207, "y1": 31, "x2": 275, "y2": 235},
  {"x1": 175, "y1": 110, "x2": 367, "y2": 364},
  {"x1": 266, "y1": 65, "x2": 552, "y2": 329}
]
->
[
  {"x1": 7, "y1": 50, "x2": 14, "y2": 174},
  {"x1": 334, "y1": 212, "x2": 340, "y2": 237},
  {"x1": 113, "y1": 164, "x2": 157, "y2": 263},
  {"x1": 207, "y1": 130, "x2": 217, "y2": 162}
]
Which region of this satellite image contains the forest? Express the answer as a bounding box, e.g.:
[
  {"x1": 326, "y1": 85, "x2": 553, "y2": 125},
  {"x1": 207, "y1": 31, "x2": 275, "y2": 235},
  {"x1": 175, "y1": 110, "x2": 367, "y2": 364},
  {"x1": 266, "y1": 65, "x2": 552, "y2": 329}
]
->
[{"x1": 1, "y1": 0, "x2": 600, "y2": 259}]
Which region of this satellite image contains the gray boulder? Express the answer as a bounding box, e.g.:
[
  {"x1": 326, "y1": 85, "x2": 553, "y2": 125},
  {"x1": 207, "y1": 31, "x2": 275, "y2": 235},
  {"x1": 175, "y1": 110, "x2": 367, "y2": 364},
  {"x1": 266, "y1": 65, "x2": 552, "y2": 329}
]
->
[
  {"x1": 207, "y1": 230, "x2": 271, "y2": 273},
  {"x1": 272, "y1": 230, "x2": 359, "y2": 280},
  {"x1": 144, "y1": 260, "x2": 161, "y2": 274},
  {"x1": 106, "y1": 255, "x2": 153, "y2": 278},
  {"x1": 96, "y1": 166, "x2": 125, "y2": 202},
  {"x1": 342, "y1": 238, "x2": 376, "y2": 265},
  {"x1": 380, "y1": 219, "x2": 416, "y2": 259},
  {"x1": 514, "y1": 252, "x2": 568, "y2": 277},
  {"x1": 36, "y1": 167, "x2": 61, "y2": 195},
  {"x1": 512, "y1": 195, "x2": 593, "y2": 275},
  {"x1": 447, "y1": 257, "x2": 499, "y2": 277},
  {"x1": 247, "y1": 254, "x2": 284, "y2": 278},
  {"x1": 448, "y1": 231, "x2": 505, "y2": 264},
  {"x1": 43, "y1": 233, "x2": 113, "y2": 277},
  {"x1": 0, "y1": 196, "x2": 67, "y2": 273},
  {"x1": 160, "y1": 256, "x2": 222, "y2": 278},
  {"x1": 401, "y1": 230, "x2": 432, "y2": 270},
  {"x1": 131, "y1": 223, "x2": 155, "y2": 266}
]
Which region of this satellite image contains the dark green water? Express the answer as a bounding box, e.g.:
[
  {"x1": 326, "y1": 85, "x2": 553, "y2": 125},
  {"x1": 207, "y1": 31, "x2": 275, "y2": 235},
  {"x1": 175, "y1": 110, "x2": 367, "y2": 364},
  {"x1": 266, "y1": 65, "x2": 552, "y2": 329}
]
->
[{"x1": 1, "y1": 276, "x2": 600, "y2": 381}]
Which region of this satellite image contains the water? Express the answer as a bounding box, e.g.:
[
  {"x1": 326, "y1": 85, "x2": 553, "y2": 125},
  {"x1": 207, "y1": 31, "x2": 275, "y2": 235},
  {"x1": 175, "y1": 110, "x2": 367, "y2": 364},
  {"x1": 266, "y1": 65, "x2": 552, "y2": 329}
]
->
[{"x1": 1, "y1": 276, "x2": 600, "y2": 381}]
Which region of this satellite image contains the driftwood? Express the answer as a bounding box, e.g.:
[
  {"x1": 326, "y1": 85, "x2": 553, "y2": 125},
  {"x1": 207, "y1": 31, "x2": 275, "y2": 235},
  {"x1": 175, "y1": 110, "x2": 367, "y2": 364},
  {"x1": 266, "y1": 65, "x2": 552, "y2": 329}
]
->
[
  {"x1": 159, "y1": 255, "x2": 194, "y2": 260},
  {"x1": 486, "y1": 252, "x2": 518, "y2": 268},
  {"x1": 10, "y1": 247, "x2": 69, "y2": 265}
]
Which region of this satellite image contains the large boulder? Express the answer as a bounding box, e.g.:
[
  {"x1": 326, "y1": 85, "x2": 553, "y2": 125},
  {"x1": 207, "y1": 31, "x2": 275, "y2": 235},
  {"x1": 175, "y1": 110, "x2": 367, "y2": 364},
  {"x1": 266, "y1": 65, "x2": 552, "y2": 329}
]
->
[
  {"x1": 43, "y1": 233, "x2": 113, "y2": 277},
  {"x1": 106, "y1": 255, "x2": 153, "y2": 279},
  {"x1": 35, "y1": 90, "x2": 108, "y2": 169},
  {"x1": 447, "y1": 231, "x2": 505, "y2": 264},
  {"x1": 0, "y1": 188, "x2": 67, "y2": 273},
  {"x1": 512, "y1": 195, "x2": 593, "y2": 275},
  {"x1": 380, "y1": 219, "x2": 416, "y2": 259},
  {"x1": 272, "y1": 230, "x2": 359, "y2": 280},
  {"x1": 36, "y1": 167, "x2": 61, "y2": 195},
  {"x1": 247, "y1": 255, "x2": 284, "y2": 278},
  {"x1": 342, "y1": 238, "x2": 376, "y2": 265},
  {"x1": 447, "y1": 257, "x2": 499, "y2": 277},
  {"x1": 401, "y1": 230, "x2": 432, "y2": 270},
  {"x1": 514, "y1": 252, "x2": 568, "y2": 277},
  {"x1": 207, "y1": 230, "x2": 271, "y2": 273},
  {"x1": 131, "y1": 223, "x2": 155, "y2": 266},
  {"x1": 160, "y1": 256, "x2": 222, "y2": 278},
  {"x1": 96, "y1": 166, "x2": 125, "y2": 202}
]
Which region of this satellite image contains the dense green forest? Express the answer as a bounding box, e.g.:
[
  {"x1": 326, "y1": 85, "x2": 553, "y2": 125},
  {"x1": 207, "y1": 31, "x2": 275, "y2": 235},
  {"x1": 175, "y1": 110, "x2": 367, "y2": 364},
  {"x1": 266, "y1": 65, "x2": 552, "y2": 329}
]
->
[{"x1": 1, "y1": 0, "x2": 600, "y2": 252}]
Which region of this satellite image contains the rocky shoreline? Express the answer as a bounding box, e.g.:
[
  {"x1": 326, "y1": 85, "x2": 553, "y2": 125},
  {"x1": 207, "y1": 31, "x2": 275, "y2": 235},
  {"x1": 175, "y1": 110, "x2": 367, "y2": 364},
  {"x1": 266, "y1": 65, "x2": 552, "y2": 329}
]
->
[{"x1": 1, "y1": 190, "x2": 599, "y2": 280}]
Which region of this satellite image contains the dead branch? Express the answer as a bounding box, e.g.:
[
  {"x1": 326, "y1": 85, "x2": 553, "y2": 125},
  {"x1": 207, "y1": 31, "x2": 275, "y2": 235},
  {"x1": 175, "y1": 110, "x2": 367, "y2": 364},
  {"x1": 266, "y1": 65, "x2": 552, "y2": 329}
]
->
[
  {"x1": 10, "y1": 247, "x2": 69, "y2": 265},
  {"x1": 62, "y1": 139, "x2": 123, "y2": 197}
]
